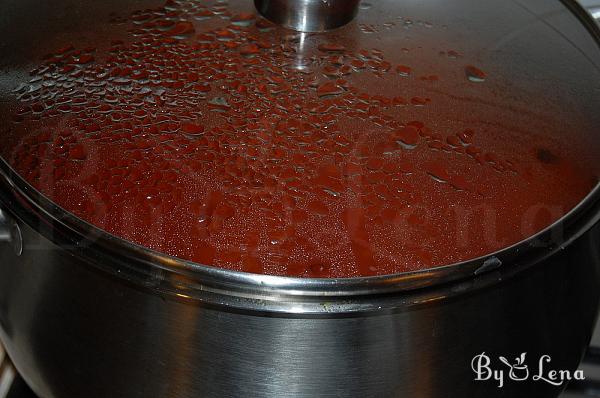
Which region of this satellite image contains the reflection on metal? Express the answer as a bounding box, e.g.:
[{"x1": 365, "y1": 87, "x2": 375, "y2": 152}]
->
[
  {"x1": 0, "y1": 209, "x2": 22, "y2": 257},
  {"x1": 0, "y1": 349, "x2": 16, "y2": 398},
  {"x1": 0, "y1": 210, "x2": 11, "y2": 244},
  {"x1": 254, "y1": 0, "x2": 360, "y2": 32},
  {"x1": 578, "y1": 0, "x2": 600, "y2": 20}
]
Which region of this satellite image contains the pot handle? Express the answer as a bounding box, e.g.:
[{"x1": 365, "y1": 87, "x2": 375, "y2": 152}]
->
[{"x1": 0, "y1": 208, "x2": 23, "y2": 256}]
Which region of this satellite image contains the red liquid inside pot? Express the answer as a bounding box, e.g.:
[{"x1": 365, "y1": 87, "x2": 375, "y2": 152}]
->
[{"x1": 3, "y1": 0, "x2": 598, "y2": 277}]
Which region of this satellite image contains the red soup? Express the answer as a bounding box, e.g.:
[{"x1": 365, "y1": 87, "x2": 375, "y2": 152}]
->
[{"x1": 2, "y1": 0, "x2": 599, "y2": 277}]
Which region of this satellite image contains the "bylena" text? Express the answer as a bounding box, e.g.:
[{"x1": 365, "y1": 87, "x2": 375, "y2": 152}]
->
[{"x1": 471, "y1": 352, "x2": 585, "y2": 388}]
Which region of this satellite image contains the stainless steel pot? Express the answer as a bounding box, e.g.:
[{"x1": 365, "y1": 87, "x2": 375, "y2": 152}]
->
[
  {"x1": 0, "y1": 0, "x2": 600, "y2": 397},
  {"x1": 1, "y1": 157, "x2": 600, "y2": 398}
]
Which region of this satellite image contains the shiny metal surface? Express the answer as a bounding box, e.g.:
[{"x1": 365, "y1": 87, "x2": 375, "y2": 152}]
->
[
  {"x1": 0, "y1": 218, "x2": 599, "y2": 397},
  {"x1": 0, "y1": 210, "x2": 11, "y2": 244},
  {"x1": 254, "y1": 0, "x2": 360, "y2": 32},
  {"x1": 0, "y1": 348, "x2": 17, "y2": 398},
  {"x1": 0, "y1": 209, "x2": 21, "y2": 257},
  {"x1": 0, "y1": 135, "x2": 599, "y2": 397},
  {"x1": 579, "y1": 0, "x2": 600, "y2": 20}
]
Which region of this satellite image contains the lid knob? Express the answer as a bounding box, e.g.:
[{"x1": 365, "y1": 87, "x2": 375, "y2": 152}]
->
[{"x1": 254, "y1": 0, "x2": 361, "y2": 32}]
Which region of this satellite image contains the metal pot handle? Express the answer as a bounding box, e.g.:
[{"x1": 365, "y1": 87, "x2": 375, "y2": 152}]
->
[{"x1": 0, "y1": 208, "x2": 23, "y2": 256}]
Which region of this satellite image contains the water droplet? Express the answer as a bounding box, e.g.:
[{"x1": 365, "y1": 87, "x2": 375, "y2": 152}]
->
[
  {"x1": 410, "y1": 96, "x2": 430, "y2": 106},
  {"x1": 465, "y1": 65, "x2": 486, "y2": 82},
  {"x1": 318, "y1": 43, "x2": 346, "y2": 53},
  {"x1": 317, "y1": 81, "x2": 343, "y2": 97},
  {"x1": 231, "y1": 13, "x2": 255, "y2": 27},
  {"x1": 458, "y1": 129, "x2": 475, "y2": 144},
  {"x1": 396, "y1": 65, "x2": 411, "y2": 76},
  {"x1": 394, "y1": 126, "x2": 419, "y2": 149},
  {"x1": 240, "y1": 43, "x2": 260, "y2": 56},
  {"x1": 208, "y1": 96, "x2": 230, "y2": 111},
  {"x1": 425, "y1": 161, "x2": 450, "y2": 183},
  {"x1": 73, "y1": 54, "x2": 94, "y2": 64}
]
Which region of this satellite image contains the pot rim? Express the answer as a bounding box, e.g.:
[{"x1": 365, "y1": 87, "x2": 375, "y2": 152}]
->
[{"x1": 0, "y1": 0, "x2": 598, "y2": 308}]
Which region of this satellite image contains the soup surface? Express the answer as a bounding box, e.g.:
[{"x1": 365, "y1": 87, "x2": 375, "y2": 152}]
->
[{"x1": 1, "y1": 0, "x2": 599, "y2": 277}]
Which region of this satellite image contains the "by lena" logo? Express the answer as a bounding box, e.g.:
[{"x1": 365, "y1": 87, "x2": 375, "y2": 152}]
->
[{"x1": 471, "y1": 352, "x2": 585, "y2": 388}]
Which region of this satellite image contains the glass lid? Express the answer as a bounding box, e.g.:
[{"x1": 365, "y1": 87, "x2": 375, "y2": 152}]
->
[{"x1": 0, "y1": 0, "x2": 598, "y2": 278}]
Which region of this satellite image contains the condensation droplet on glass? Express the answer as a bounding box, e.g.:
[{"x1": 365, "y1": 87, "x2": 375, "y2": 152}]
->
[{"x1": 465, "y1": 65, "x2": 486, "y2": 83}]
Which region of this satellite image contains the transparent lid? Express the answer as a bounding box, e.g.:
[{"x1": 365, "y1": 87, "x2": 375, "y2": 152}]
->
[{"x1": 0, "y1": 0, "x2": 598, "y2": 278}]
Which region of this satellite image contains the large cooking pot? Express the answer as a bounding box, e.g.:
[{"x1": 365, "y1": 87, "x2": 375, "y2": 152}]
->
[{"x1": 1, "y1": 0, "x2": 600, "y2": 397}]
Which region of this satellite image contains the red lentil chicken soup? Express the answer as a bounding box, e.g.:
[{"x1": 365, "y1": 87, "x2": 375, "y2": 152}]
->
[{"x1": 1, "y1": 0, "x2": 599, "y2": 277}]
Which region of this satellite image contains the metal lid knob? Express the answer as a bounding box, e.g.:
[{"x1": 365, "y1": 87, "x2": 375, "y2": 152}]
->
[{"x1": 254, "y1": 0, "x2": 361, "y2": 32}]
